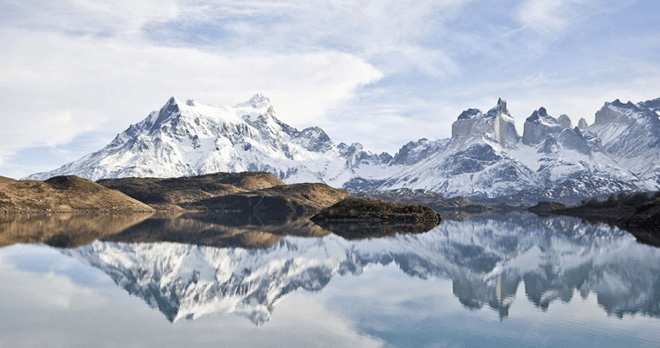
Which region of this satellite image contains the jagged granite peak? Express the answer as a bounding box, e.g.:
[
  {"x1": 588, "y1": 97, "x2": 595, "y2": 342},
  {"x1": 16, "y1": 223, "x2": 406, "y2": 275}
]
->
[
  {"x1": 578, "y1": 118, "x2": 589, "y2": 129},
  {"x1": 557, "y1": 127, "x2": 594, "y2": 155},
  {"x1": 486, "y1": 97, "x2": 510, "y2": 118},
  {"x1": 336, "y1": 142, "x2": 392, "y2": 169},
  {"x1": 638, "y1": 97, "x2": 660, "y2": 112},
  {"x1": 522, "y1": 107, "x2": 561, "y2": 145},
  {"x1": 391, "y1": 138, "x2": 449, "y2": 166},
  {"x1": 457, "y1": 108, "x2": 483, "y2": 120},
  {"x1": 557, "y1": 114, "x2": 572, "y2": 129},
  {"x1": 595, "y1": 99, "x2": 638, "y2": 125},
  {"x1": 451, "y1": 98, "x2": 520, "y2": 149},
  {"x1": 291, "y1": 126, "x2": 333, "y2": 153},
  {"x1": 588, "y1": 98, "x2": 660, "y2": 185}
]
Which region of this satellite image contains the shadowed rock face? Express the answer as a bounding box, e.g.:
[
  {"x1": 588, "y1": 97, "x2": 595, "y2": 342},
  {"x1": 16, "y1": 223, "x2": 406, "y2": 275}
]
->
[
  {"x1": 0, "y1": 175, "x2": 154, "y2": 213},
  {"x1": 451, "y1": 98, "x2": 520, "y2": 149},
  {"x1": 522, "y1": 107, "x2": 561, "y2": 145}
]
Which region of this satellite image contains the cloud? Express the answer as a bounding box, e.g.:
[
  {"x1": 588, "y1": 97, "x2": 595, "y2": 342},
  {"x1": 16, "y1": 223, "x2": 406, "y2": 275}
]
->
[
  {"x1": 0, "y1": 0, "x2": 477, "y2": 177},
  {"x1": 0, "y1": 0, "x2": 658, "y2": 179},
  {"x1": 516, "y1": 0, "x2": 634, "y2": 36},
  {"x1": 0, "y1": 27, "x2": 381, "y2": 173},
  {"x1": 0, "y1": 0, "x2": 179, "y2": 35}
]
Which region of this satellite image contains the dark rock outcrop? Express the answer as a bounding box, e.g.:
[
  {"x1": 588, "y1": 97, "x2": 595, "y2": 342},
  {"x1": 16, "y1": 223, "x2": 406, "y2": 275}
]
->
[{"x1": 311, "y1": 197, "x2": 441, "y2": 239}]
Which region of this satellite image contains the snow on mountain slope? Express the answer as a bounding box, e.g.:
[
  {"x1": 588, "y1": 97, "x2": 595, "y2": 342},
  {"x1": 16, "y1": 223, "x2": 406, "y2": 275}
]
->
[
  {"x1": 61, "y1": 215, "x2": 660, "y2": 324},
  {"x1": 587, "y1": 99, "x2": 660, "y2": 187},
  {"x1": 27, "y1": 94, "x2": 393, "y2": 185},
  {"x1": 27, "y1": 95, "x2": 660, "y2": 200},
  {"x1": 356, "y1": 99, "x2": 656, "y2": 199}
]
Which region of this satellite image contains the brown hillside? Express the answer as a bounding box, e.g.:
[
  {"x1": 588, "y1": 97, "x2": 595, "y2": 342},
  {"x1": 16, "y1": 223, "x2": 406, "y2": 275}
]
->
[
  {"x1": 98, "y1": 172, "x2": 284, "y2": 209},
  {"x1": 188, "y1": 183, "x2": 349, "y2": 218},
  {"x1": 0, "y1": 175, "x2": 154, "y2": 213}
]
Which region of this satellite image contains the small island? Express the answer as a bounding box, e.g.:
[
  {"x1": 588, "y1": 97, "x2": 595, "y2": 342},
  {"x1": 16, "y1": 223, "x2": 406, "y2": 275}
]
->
[{"x1": 310, "y1": 197, "x2": 442, "y2": 240}]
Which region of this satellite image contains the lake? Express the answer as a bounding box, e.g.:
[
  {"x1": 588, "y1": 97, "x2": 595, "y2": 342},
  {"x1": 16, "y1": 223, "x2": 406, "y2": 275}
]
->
[{"x1": 0, "y1": 213, "x2": 658, "y2": 347}]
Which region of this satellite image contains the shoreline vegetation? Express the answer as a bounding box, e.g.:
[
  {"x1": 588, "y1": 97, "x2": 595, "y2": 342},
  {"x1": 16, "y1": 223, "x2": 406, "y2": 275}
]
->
[{"x1": 311, "y1": 197, "x2": 442, "y2": 239}]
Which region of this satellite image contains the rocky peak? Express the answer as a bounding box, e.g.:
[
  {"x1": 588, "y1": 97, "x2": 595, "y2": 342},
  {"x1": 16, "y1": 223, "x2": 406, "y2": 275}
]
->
[
  {"x1": 485, "y1": 98, "x2": 510, "y2": 119},
  {"x1": 451, "y1": 99, "x2": 519, "y2": 149},
  {"x1": 557, "y1": 114, "x2": 572, "y2": 129},
  {"x1": 638, "y1": 98, "x2": 660, "y2": 114},
  {"x1": 522, "y1": 107, "x2": 561, "y2": 145},
  {"x1": 338, "y1": 143, "x2": 363, "y2": 158},
  {"x1": 526, "y1": 107, "x2": 556, "y2": 124},
  {"x1": 610, "y1": 99, "x2": 637, "y2": 109},
  {"x1": 239, "y1": 93, "x2": 272, "y2": 109},
  {"x1": 391, "y1": 138, "x2": 446, "y2": 166},
  {"x1": 292, "y1": 126, "x2": 333, "y2": 153},
  {"x1": 595, "y1": 100, "x2": 641, "y2": 125},
  {"x1": 577, "y1": 118, "x2": 588, "y2": 129},
  {"x1": 149, "y1": 96, "x2": 185, "y2": 132},
  {"x1": 457, "y1": 108, "x2": 483, "y2": 120}
]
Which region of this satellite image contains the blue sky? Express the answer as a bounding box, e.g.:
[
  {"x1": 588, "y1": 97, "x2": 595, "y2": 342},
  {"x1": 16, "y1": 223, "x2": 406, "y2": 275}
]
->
[{"x1": 1, "y1": 0, "x2": 659, "y2": 178}]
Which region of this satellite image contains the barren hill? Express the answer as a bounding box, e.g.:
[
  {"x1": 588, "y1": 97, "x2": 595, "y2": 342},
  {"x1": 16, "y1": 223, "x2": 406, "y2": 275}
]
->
[{"x1": 0, "y1": 175, "x2": 154, "y2": 213}]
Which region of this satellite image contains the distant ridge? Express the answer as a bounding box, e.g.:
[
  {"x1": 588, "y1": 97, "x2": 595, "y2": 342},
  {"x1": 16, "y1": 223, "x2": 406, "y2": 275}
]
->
[{"x1": 28, "y1": 95, "x2": 660, "y2": 201}]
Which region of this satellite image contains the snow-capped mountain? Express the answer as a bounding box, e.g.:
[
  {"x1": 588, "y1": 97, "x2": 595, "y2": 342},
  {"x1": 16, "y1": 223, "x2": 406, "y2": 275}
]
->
[
  {"x1": 589, "y1": 99, "x2": 660, "y2": 187},
  {"x1": 354, "y1": 98, "x2": 658, "y2": 200},
  {"x1": 62, "y1": 214, "x2": 660, "y2": 325},
  {"x1": 27, "y1": 94, "x2": 393, "y2": 185},
  {"x1": 28, "y1": 95, "x2": 660, "y2": 201}
]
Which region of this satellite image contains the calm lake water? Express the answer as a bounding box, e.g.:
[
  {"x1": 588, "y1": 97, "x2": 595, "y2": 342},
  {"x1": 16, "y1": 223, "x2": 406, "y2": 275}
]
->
[{"x1": 0, "y1": 213, "x2": 658, "y2": 347}]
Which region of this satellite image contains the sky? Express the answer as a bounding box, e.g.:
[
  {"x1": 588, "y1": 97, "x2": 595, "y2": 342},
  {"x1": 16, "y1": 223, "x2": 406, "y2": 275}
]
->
[{"x1": 1, "y1": 0, "x2": 659, "y2": 179}]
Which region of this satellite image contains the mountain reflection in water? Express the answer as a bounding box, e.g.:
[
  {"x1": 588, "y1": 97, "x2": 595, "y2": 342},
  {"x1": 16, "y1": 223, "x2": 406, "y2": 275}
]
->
[{"x1": 45, "y1": 213, "x2": 660, "y2": 325}]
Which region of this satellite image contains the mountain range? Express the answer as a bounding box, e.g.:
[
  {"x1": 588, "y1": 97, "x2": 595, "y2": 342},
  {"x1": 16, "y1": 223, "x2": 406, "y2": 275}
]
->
[{"x1": 28, "y1": 94, "x2": 660, "y2": 201}]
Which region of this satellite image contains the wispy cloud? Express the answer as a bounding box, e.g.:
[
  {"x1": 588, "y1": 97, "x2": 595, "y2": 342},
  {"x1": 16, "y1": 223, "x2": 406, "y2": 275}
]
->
[
  {"x1": 0, "y1": 0, "x2": 658, "y2": 178},
  {"x1": 0, "y1": 27, "x2": 381, "y2": 168}
]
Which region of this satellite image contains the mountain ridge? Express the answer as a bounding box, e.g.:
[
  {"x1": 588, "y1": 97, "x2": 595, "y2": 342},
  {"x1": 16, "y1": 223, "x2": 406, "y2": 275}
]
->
[{"x1": 27, "y1": 95, "x2": 660, "y2": 201}]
